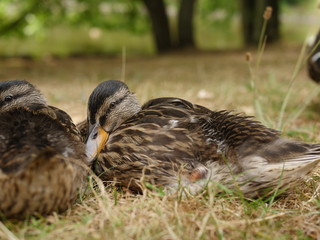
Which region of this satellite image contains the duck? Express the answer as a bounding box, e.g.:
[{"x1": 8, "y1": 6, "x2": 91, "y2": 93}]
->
[
  {"x1": 0, "y1": 80, "x2": 88, "y2": 219},
  {"x1": 82, "y1": 80, "x2": 320, "y2": 198},
  {"x1": 308, "y1": 30, "x2": 320, "y2": 83}
]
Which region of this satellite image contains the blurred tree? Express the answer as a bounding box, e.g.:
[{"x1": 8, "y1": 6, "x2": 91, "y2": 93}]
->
[
  {"x1": 1, "y1": 0, "x2": 305, "y2": 55},
  {"x1": 178, "y1": 0, "x2": 197, "y2": 49},
  {"x1": 241, "y1": 0, "x2": 280, "y2": 46},
  {"x1": 141, "y1": 0, "x2": 197, "y2": 53},
  {"x1": 141, "y1": 0, "x2": 172, "y2": 52}
]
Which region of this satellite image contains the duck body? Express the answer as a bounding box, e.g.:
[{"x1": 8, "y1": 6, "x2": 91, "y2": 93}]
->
[
  {"x1": 85, "y1": 80, "x2": 320, "y2": 197},
  {"x1": 0, "y1": 80, "x2": 87, "y2": 219},
  {"x1": 308, "y1": 30, "x2": 320, "y2": 83}
]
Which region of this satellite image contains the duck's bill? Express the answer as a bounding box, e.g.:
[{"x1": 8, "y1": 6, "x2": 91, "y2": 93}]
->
[{"x1": 86, "y1": 124, "x2": 109, "y2": 162}]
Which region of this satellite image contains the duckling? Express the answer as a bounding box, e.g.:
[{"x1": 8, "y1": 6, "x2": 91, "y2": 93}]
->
[
  {"x1": 83, "y1": 80, "x2": 320, "y2": 198},
  {"x1": 308, "y1": 30, "x2": 320, "y2": 82},
  {"x1": 0, "y1": 80, "x2": 87, "y2": 219}
]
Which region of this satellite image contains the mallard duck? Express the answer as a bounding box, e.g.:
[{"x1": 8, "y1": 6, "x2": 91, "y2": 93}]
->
[
  {"x1": 83, "y1": 80, "x2": 320, "y2": 197},
  {"x1": 308, "y1": 30, "x2": 320, "y2": 82},
  {"x1": 0, "y1": 80, "x2": 87, "y2": 219}
]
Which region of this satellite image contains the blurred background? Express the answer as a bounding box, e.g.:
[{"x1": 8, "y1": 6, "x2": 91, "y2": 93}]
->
[
  {"x1": 0, "y1": 0, "x2": 319, "y2": 137},
  {"x1": 0, "y1": 0, "x2": 318, "y2": 56}
]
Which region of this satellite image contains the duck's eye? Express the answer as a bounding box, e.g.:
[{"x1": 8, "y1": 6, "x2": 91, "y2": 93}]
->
[
  {"x1": 4, "y1": 95, "x2": 13, "y2": 102},
  {"x1": 109, "y1": 102, "x2": 116, "y2": 109}
]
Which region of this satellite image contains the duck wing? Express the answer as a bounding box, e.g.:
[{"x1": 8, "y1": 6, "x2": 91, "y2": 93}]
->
[
  {"x1": 93, "y1": 97, "x2": 320, "y2": 197},
  {"x1": 27, "y1": 104, "x2": 83, "y2": 143},
  {"x1": 94, "y1": 97, "x2": 221, "y2": 191},
  {"x1": 0, "y1": 105, "x2": 87, "y2": 218}
]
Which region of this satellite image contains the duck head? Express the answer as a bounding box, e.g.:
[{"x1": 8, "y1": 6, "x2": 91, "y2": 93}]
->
[
  {"x1": 0, "y1": 80, "x2": 46, "y2": 111},
  {"x1": 86, "y1": 80, "x2": 141, "y2": 161}
]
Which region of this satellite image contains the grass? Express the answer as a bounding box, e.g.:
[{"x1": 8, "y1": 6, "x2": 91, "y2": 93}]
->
[
  {"x1": 0, "y1": 43, "x2": 319, "y2": 239},
  {"x1": 1, "y1": 181, "x2": 319, "y2": 239},
  {"x1": 0, "y1": 26, "x2": 155, "y2": 58}
]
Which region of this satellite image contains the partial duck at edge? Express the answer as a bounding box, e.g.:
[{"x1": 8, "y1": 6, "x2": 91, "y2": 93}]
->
[{"x1": 0, "y1": 80, "x2": 87, "y2": 219}]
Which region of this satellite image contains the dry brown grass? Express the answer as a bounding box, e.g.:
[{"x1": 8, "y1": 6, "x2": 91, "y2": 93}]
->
[{"x1": 0, "y1": 45, "x2": 319, "y2": 239}]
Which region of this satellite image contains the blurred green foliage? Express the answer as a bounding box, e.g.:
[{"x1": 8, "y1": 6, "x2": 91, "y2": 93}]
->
[
  {"x1": 283, "y1": 0, "x2": 302, "y2": 5},
  {"x1": 0, "y1": 0, "x2": 150, "y2": 37},
  {"x1": 198, "y1": 0, "x2": 237, "y2": 28},
  {"x1": 0, "y1": 0, "x2": 314, "y2": 57},
  {"x1": 1, "y1": 0, "x2": 306, "y2": 38},
  {"x1": 63, "y1": 0, "x2": 148, "y2": 34}
]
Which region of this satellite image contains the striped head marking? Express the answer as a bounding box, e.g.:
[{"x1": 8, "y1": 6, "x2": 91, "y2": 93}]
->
[
  {"x1": 87, "y1": 80, "x2": 141, "y2": 133},
  {"x1": 0, "y1": 80, "x2": 46, "y2": 110}
]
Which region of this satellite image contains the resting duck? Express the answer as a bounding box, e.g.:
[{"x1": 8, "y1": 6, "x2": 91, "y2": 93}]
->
[
  {"x1": 0, "y1": 80, "x2": 87, "y2": 219},
  {"x1": 82, "y1": 80, "x2": 320, "y2": 198},
  {"x1": 308, "y1": 30, "x2": 320, "y2": 82}
]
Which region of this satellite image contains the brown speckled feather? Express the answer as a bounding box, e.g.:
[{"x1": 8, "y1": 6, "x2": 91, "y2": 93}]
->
[
  {"x1": 76, "y1": 119, "x2": 88, "y2": 142},
  {"x1": 0, "y1": 80, "x2": 87, "y2": 219},
  {"x1": 93, "y1": 97, "x2": 318, "y2": 196},
  {"x1": 85, "y1": 81, "x2": 320, "y2": 197}
]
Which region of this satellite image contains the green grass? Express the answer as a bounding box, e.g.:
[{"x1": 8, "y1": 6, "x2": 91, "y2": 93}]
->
[
  {"x1": 2, "y1": 182, "x2": 319, "y2": 239},
  {"x1": 0, "y1": 26, "x2": 154, "y2": 58}
]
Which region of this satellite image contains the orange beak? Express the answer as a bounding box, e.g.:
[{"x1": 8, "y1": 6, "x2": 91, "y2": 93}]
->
[{"x1": 86, "y1": 124, "x2": 109, "y2": 162}]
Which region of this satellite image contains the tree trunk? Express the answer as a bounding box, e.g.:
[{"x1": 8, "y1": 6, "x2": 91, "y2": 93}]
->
[
  {"x1": 141, "y1": 0, "x2": 172, "y2": 53},
  {"x1": 265, "y1": 0, "x2": 280, "y2": 43},
  {"x1": 178, "y1": 0, "x2": 197, "y2": 49},
  {"x1": 241, "y1": 0, "x2": 255, "y2": 45},
  {"x1": 241, "y1": 0, "x2": 280, "y2": 46}
]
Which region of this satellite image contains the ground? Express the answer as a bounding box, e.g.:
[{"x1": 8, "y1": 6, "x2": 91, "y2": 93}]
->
[{"x1": 0, "y1": 45, "x2": 319, "y2": 239}]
